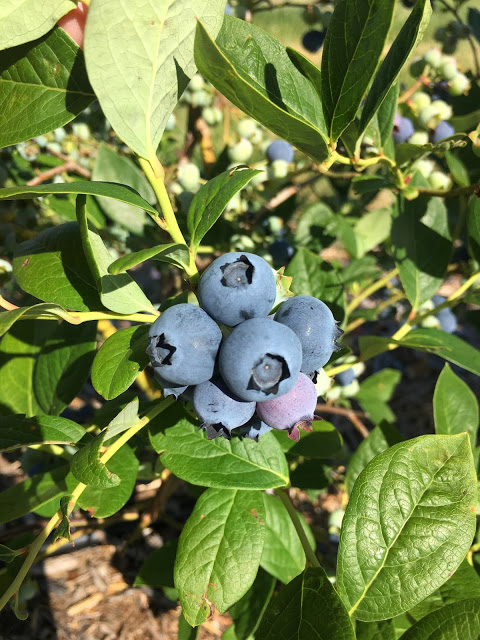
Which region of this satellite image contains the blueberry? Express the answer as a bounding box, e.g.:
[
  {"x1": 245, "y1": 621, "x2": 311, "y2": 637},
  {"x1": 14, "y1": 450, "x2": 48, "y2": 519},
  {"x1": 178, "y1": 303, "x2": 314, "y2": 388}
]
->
[
  {"x1": 256, "y1": 373, "x2": 318, "y2": 441},
  {"x1": 336, "y1": 368, "x2": 356, "y2": 387},
  {"x1": 432, "y1": 120, "x2": 455, "y2": 143},
  {"x1": 153, "y1": 370, "x2": 189, "y2": 399},
  {"x1": 266, "y1": 140, "x2": 294, "y2": 163},
  {"x1": 219, "y1": 317, "x2": 302, "y2": 402},
  {"x1": 147, "y1": 304, "x2": 222, "y2": 386},
  {"x1": 302, "y1": 29, "x2": 326, "y2": 53},
  {"x1": 392, "y1": 116, "x2": 415, "y2": 143},
  {"x1": 432, "y1": 295, "x2": 458, "y2": 333},
  {"x1": 269, "y1": 239, "x2": 294, "y2": 267},
  {"x1": 198, "y1": 252, "x2": 277, "y2": 327},
  {"x1": 193, "y1": 378, "x2": 255, "y2": 440},
  {"x1": 274, "y1": 296, "x2": 343, "y2": 372},
  {"x1": 234, "y1": 416, "x2": 273, "y2": 441}
]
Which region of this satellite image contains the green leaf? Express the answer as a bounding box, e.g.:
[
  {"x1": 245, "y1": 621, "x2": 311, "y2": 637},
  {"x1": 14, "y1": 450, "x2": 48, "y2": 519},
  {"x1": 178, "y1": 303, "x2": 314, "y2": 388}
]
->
[
  {"x1": 321, "y1": 0, "x2": 395, "y2": 142},
  {"x1": 52, "y1": 495, "x2": 74, "y2": 545},
  {"x1": 194, "y1": 18, "x2": 329, "y2": 163},
  {"x1": 76, "y1": 195, "x2": 155, "y2": 314},
  {"x1": 91, "y1": 325, "x2": 150, "y2": 400},
  {"x1": 399, "y1": 599, "x2": 480, "y2": 640},
  {"x1": 256, "y1": 567, "x2": 355, "y2": 640},
  {"x1": 467, "y1": 195, "x2": 480, "y2": 263},
  {"x1": 294, "y1": 202, "x2": 338, "y2": 254},
  {"x1": 352, "y1": 208, "x2": 392, "y2": 258},
  {"x1": 434, "y1": 364, "x2": 478, "y2": 451},
  {"x1": 356, "y1": 369, "x2": 402, "y2": 424},
  {"x1": 76, "y1": 443, "x2": 139, "y2": 518},
  {"x1": 337, "y1": 433, "x2": 477, "y2": 621},
  {"x1": 445, "y1": 150, "x2": 469, "y2": 187},
  {"x1": 290, "y1": 459, "x2": 331, "y2": 491},
  {"x1": 376, "y1": 84, "x2": 399, "y2": 155},
  {"x1": 392, "y1": 192, "x2": 452, "y2": 308},
  {"x1": 346, "y1": 422, "x2": 404, "y2": 495},
  {"x1": 188, "y1": 167, "x2": 259, "y2": 252},
  {"x1": 0, "y1": 27, "x2": 95, "y2": 148},
  {"x1": 91, "y1": 143, "x2": 155, "y2": 234},
  {"x1": 160, "y1": 420, "x2": 289, "y2": 490},
  {"x1": 285, "y1": 248, "x2": 344, "y2": 320},
  {"x1": 108, "y1": 243, "x2": 190, "y2": 275},
  {"x1": 71, "y1": 435, "x2": 120, "y2": 488},
  {"x1": 0, "y1": 1, "x2": 75, "y2": 50},
  {"x1": 178, "y1": 612, "x2": 198, "y2": 640},
  {"x1": 356, "y1": 620, "x2": 396, "y2": 640},
  {"x1": 84, "y1": 0, "x2": 226, "y2": 159},
  {"x1": 229, "y1": 568, "x2": 275, "y2": 640},
  {"x1": 148, "y1": 402, "x2": 197, "y2": 453},
  {"x1": 408, "y1": 560, "x2": 480, "y2": 621},
  {"x1": 0, "y1": 181, "x2": 159, "y2": 218},
  {"x1": 399, "y1": 328, "x2": 480, "y2": 376},
  {"x1": 12, "y1": 222, "x2": 103, "y2": 312},
  {"x1": 175, "y1": 488, "x2": 265, "y2": 627},
  {"x1": 0, "y1": 320, "x2": 96, "y2": 416},
  {"x1": 286, "y1": 420, "x2": 343, "y2": 459},
  {"x1": 357, "y1": 0, "x2": 432, "y2": 140},
  {"x1": 260, "y1": 493, "x2": 315, "y2": 584},
  {"x1": 0, "y1": 414, "x2": 85, "y2": 452},
  {"x1": 0, "y1": 544, "x2": 25, "y2": 563},
  {"x1": 134, "y1": 539, "x2": 178, "y2": 589},
  {"x1": 285, "y1": 46, "x2": 322, "y2": 99},
  {"x1": 0, "y1": 465, "x2": 72, "y2": 523},
  {"x1": 0, "y1": 302, "x2": 78, "y2": 338}
]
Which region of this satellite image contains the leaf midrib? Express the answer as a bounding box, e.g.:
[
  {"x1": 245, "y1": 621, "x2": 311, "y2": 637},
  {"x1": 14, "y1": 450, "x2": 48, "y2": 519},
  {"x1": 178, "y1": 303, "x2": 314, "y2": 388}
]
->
[{"x1": 0, "y1": 77, "x2": 94, "y2": 96}]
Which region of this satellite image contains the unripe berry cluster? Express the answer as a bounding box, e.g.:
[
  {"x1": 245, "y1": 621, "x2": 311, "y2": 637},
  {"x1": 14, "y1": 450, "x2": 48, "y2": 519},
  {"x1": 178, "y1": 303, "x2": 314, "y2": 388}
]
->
[{"x1": 146, "y1": 252, "x2": 342, "y2": 442}]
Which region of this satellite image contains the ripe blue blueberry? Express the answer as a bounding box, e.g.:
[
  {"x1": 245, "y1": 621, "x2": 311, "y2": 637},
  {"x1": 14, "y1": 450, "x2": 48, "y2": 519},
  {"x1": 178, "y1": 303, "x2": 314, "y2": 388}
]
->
[
  {"x1": 336, "y1": 368, "x2": 356, "y2": 387},
  {"x1": 432, "y1": 120, "x2": 455, "y2": 143},
  {"x1": 274, "y1": 296, "x2": 343, "y2": 372},
  {"x1": 193, "y1": 378, "x2": 255, "y2": 440},
  {"x1": 392, "y1": 116, "x2": 415, "y2": 143},
  {"x1": 219, "y1": 317, "x2": 302, "y2": 402},
  {"x1": 256, "y1": 373, "x2": 318, "y2": 441},
  {"x1": 302, "y1": 29, "x2": 326, "y2": 53},
  {"x1": 269, "y1": 239, "x2": 294, "y2": 267},
  {"x1": 234, "y1": 416, "x2": 273, "y2": 441},
  {"x1": 266, "y1": 140, "x2": 294, "y2": 163},
  {"x1": 147, "y1": 304, "x2": 222, "y2": 386},
  {"x1": 432, "y1": 295, "x2": 458, "y2": 333},
  {"x1": 198, "y1": 252, "x2": 277, "y2": 327},
  {"x1": 153, "y1": 370, "x2": 189, "y2": 400}
]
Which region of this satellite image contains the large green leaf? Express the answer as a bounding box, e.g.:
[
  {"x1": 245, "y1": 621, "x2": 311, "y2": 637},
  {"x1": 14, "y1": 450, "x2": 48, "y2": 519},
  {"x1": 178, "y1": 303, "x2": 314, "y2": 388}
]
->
[
  {"x1": 376, "y1": 84, "x2": 399, "y2": 155},
  {"x1": 260, "y1": 493, "x2": 315, "y2": 584},
  {"x1": 285, "y1": 248, "x2": 344, "y2": 320},
  {"x1": 0, "y1": 320, "x2": 96, "y2": 416},
  {"x1": 337, "y1": 434, "x2": 477, "y2": 621},
  {"x1": 84, "y1": 0, "x2": 226, "y2": 159},
  {"x1": 108, "y1": 243, "x2": 190, "y2": 274},
  {"x1": 0, "y1": 414, "x2": 84, "y2": 452},
  {"x1": 0, "y1": 27, "x2": 95, "y2": 148},
  {"x1": 255, "y1": 567, "x2": 355, "y2": 640},
  {"x1": 392, "y1": 192, "x2": 452, "y2": 308},
  {"x1": 77, "y1": 443, "x2": 139, "y2": 518},
  {"x1": 352, "y1": 208, "x2": 392, "y2": 258},
  {"x1": 346, "y1": 422, "x2": 404, "y2": 495},
  {"x1": 76, "y1": 195, "x2": 155, "y2": 314},
  {"x1": 0, "y1": 1, "x2": 75, "y2": 50},
  {"x1": 0, "y1": 181, "x2": 159, "y2": 217},
  {"x1": 434, "y1": 364, "x2": 478, "y2": 451},
  {"x1": 0, "y1": 302, "x2": 79, "y2": 338},
  {"x1": 134, "y1": 539, "x2": 178, "y2": 589},
  {"x1": 399, "y1": 599, "x2": 480, "y2": 640},
  {"x1": 284, "y1": 420, "x2": 342, "y2": 459},
  {"x1": 194, "y1": 17, "x2": 329, "y2": 163},
  {"x1": 356, "y1": 620, "x2": 396, "y2": 640},
  {"x1": 160, "y1": 421, "x2": 289, "y2": 489},
  {"x1": 408, "y1": 560, "x2": 480, "y2": 621},
  {"x1": 356, "y1": 369, "x2": 401, "y2": 424},
  {"x1": 91, "y1": 143, "x2": 154, "y2": 234},
  {"x1": 188, "y1": 167, "x2": 259, "y2": 252},
  {"x1": 321, "y1": 0, "x2": 395, "y2": 142},
  {"x1": 357, "y1": 0, "x2": 432, "y2": 140},
  {"x1": 175, "y1": 488, "x2": 265, "y2": 627},
  {"x1": 91, "y1": 325, "x2": 150, "y2": 400},
  {"x1": 228, "y1": 568, "x2": 275, "y2": 640},
  {"x1": 13, "y1": 222, "x2": 104, "y2": 312}
]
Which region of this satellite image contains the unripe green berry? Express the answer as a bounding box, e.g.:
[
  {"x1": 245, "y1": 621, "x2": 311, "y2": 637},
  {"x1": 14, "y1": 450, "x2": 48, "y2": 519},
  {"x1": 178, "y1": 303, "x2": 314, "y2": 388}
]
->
[
  {"x1": 418, "y1": 105, "x2": 440, "y2": 129},
  {"x1": 449, "y1": 72, "x2": 471, "y2": 96},
  {"x1": 228, "y1": 138, "x2": 253, "y2": 164},
  {"x1": 423, "y1": 48, "x2": 442, "y2": 68},
  {"x1": 177, "y1": 163, "x2": 201, "y2": 192},
  {"x1": 409, "y1": 131, "x2": 429, "y2": 145},
  {"x1": 412, "y1": 158, "x2": 435, "y2": 178},
  {"x1": 428, "y1": 171, "x2": 452, "y2": 190},
  {"x1": 439, "y1": 56, "x2": 457, "y2": 81},
  {"x1": 411, "y1": 91, "x2": 431, "y2": 111},
  {"x1": 202, "y1": 106, "x2": 222, "y2": 126},
  {"x1": 268, "y1": 159, "x2": 289, "y2": 179},
  {"x1": 237, "y1": 119, "x2": 257, "y2": 139},
  {"x1": 189, "y1": 74, "x2": 204, "y2": 91},
  {"x1": 431, "y1": 99, "x2": 452, "y2": 121},
  {"x1": 165, "y1": 113, "x2": 175, "y2": 131}
]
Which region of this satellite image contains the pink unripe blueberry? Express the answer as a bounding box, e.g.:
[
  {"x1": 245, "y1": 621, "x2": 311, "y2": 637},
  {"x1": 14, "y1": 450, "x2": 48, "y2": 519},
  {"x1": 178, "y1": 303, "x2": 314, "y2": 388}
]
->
[
  {"x1": 255, "y1": 373, "x2": 318, "y2": 441},
  {"x1": 58, "y1": 1, "x2": 88, "y2": 49}
]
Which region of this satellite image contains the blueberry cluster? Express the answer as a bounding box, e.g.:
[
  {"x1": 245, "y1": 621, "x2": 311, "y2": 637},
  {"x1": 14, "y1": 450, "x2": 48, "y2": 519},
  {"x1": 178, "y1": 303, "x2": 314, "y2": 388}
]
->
[{"x1": 146, "y1": 252, "x2": 342, "y2": 442}]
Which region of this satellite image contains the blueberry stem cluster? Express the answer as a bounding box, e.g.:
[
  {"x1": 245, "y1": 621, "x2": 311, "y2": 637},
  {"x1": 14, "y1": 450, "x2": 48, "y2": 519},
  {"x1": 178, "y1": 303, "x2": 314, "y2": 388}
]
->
[
  {"x1": 274, "y1": 487, "x2": 320, "y2": 569},
  {"x1": 0, "y1": 396, "x2": 175, "y2": 614}
]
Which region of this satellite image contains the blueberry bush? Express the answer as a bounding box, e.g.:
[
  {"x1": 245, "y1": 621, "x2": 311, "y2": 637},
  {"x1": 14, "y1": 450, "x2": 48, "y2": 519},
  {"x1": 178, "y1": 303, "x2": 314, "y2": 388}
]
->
[{"x1": 0, "y1": 0, "x2": 480, "y2": 637}]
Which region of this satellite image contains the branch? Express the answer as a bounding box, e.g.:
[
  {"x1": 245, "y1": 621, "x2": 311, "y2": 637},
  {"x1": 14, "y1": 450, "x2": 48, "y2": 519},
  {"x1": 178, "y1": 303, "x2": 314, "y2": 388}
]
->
[
  {"x1": 27, "y1": 161, "x2": 90, "y2": 186},
  {"x1": 316, "y1": 404, "x2": 370, "y2": 439}
]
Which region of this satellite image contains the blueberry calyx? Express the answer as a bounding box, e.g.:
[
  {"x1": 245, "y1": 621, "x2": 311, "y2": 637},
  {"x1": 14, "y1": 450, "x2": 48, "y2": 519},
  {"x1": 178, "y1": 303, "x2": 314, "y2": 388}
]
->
[
  {"x1": 201, "y1": 423, "x2": 232, "y2": 441},
  {"x1": 248, "y1": 353, "x2": 290, "y2": 395},
  {"x1": 147, "y1": 333, "x2": 176, "y2": 365},
  {"x1": 220, "y1": 254, "x2": 254, "y2": 288}
]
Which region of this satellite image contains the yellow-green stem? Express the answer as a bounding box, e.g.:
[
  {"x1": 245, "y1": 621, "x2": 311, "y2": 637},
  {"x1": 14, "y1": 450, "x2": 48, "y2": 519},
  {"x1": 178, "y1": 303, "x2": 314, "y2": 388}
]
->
[
  {"x1": 275, "y1": 487, "x2": 320, "y2": 569},
  {"x1": 0, "y1": 396, "x2": 174, "y2": 614},
  {"x1": 346, "y1": 268, "x2": 399, "y2": 316}
]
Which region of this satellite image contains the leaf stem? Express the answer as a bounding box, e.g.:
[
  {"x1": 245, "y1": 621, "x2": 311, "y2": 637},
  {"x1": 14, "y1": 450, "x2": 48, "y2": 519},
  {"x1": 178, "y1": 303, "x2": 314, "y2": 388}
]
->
[
  {"x1": 0, "y1": 396, "x2": 174, "y2": 614},
  {"x1": 346, "y1": 268, "x2": 399, "y2": 315},
  {"x1": 274, "y1": 487, "x2": 320, "y2": 569}
]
